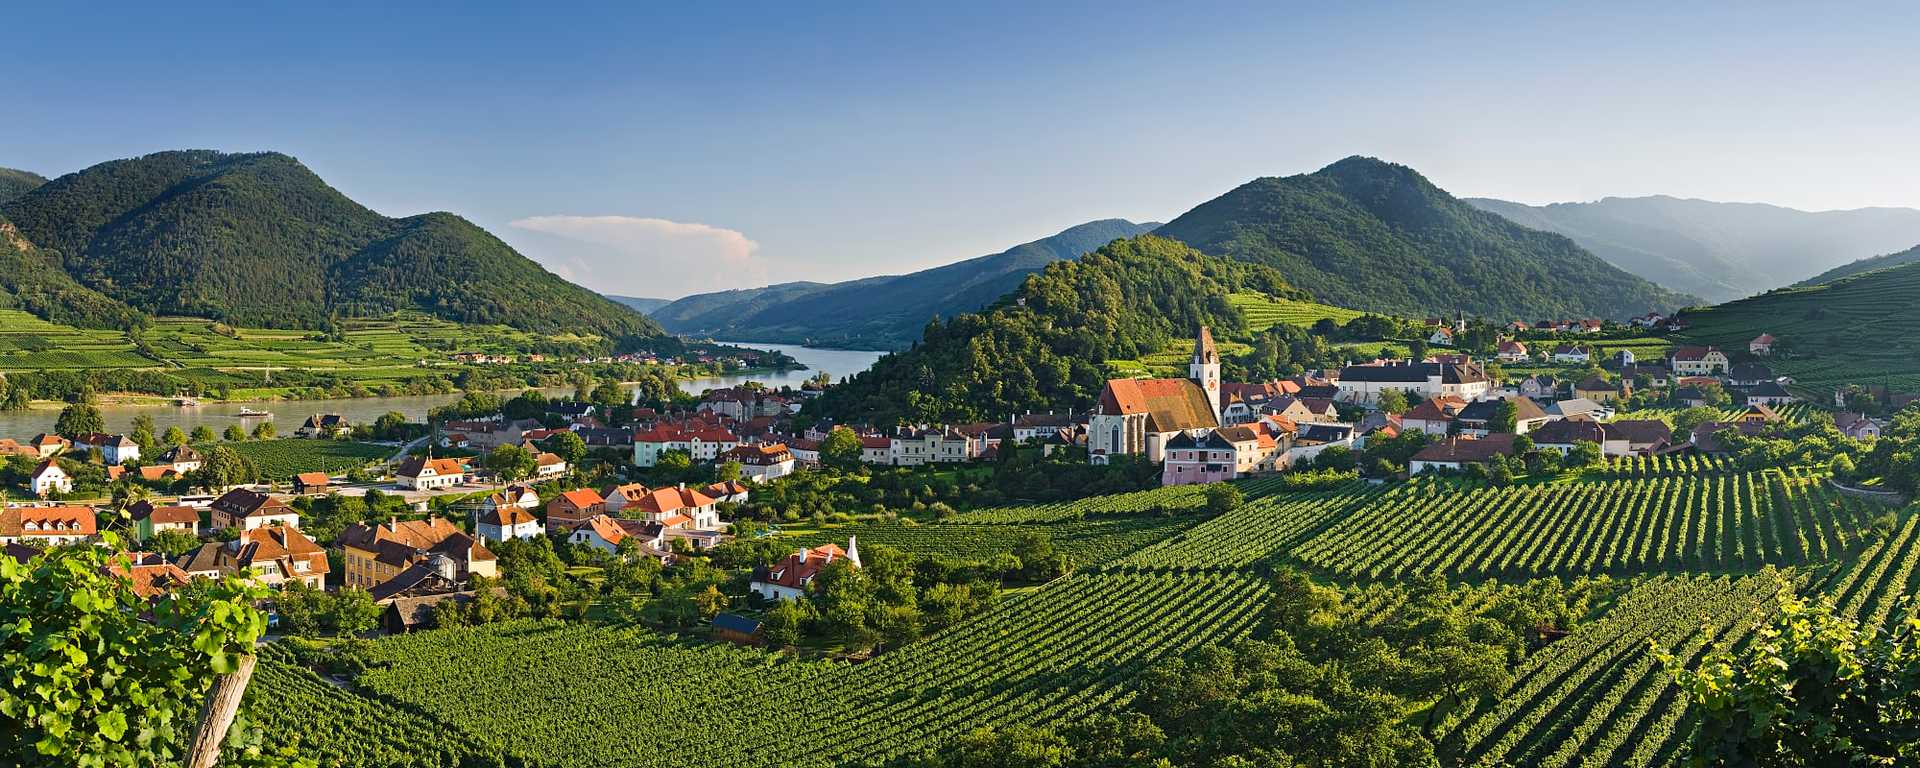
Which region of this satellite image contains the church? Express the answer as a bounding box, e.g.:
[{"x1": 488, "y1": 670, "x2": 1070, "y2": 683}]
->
[{"x1": 1087, "y1": 327, "x2": 1223, "y2": 464}]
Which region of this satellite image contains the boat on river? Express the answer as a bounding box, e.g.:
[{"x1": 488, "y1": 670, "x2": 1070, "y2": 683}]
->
[{"x1": 236, "y1": 407, "x2": 272, "y2": 418}]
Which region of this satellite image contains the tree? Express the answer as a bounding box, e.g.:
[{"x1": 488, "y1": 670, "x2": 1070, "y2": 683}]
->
[
  {"x1": 1488, "y1": 399, "x2": 1519, "y2": 434},
  {"x1": 162, "y1": 426, "x2": 187, "y2": 446},
  {"x1": 372, "y1": 411, "x2": 409, "y2": 441},
  {"x1": 547, "y1": 430, "x2": 588, "y2": 466},
  {"x1": 146, "y1": 528, "x2": 202, "y2": 559},
  {"x1": 760, "y1": 599, "x2": 814, "y2": 647},
  {"x1": 191, "y1": 425, "x2": 216, "y2": 443},
  {"x1": 1204, "y1": 483, "x2": 1244, "y2": 515},
  {"x1": 1566, "y1": 440, "x2": 1603, "y2": 469},
  {"x1": 196, "y1": 446, "x2": 259, "y2": 489},
  {"x1": 0, "y1": 538, "x2": 272, "y2": 767},
  {"x1": 1378, "y1": 388, "x2": 1411, "y2": 415},
  {"x1": 130, "y1": 414, "x2": 157, "y2": 451},
  {"x1": 55, "y1": 402, "x2": 104, "y2": 436},
  {"x1": 590, "y1": 381, "x2": 627, "y2": 410},
  {"x1": 327, "y1": 588, "x2": 381, "y2": 636},
  {"x1": 110, "y1": 479, "x2": 151, "y2": 512},
  {"x1": 820, "y1": 426, "x2": 864, "y2": 470},
  {"x1": 1665, "y1": 585, "x2": 1920, "y2": 766},
  {"x1": 486, "y1": 444, "x2": 538, "y2": 484},
  {"x1": 223, "y1": 425, "x2": 247, "y2": 442},
  {"x1": 251, "y1": 421, "x2": 275, "y2": 440},
  {"x1": 693, "y1": 585, "x2": 728, "y2": 619},
  {"x1": 715, "y1": 461, "x2": 743, "y2": 483}
]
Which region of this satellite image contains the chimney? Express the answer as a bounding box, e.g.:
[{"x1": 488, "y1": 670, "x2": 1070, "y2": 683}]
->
[{"x1": 389, "y1": 516, "x2": 398, "y2": 531}]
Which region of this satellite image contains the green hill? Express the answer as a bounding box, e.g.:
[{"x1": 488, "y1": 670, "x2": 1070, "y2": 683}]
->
[
  {"x1": 806, "y1": 234, "x2": 1299, "y2": 423},
  {"x1": 1674, "y1": 259, "x2": 1920, "y2": 391},
  {"x1": 1468, "y1": 195, "x2": 1920, "y2": 302},
  {"x1": 653, "y1": 219, "x2": 1158, "y2": 349},
  {"x1": 1155, "y1": 157, "x2": 1697, "y2": 321},
  {"x1": 1797, "y1": 243, "x2": 1920, "y2": 286},
  {"x1": 606, "y1": 295, "x2": 673, "y2": 314},
  {"x1": 0, "y1": 167, "x2": 47, "y2": 203},
  {"x1": 0, "y1": 213, "x2": 142, "y2": 329},
  {"x1": 0, "y1": 150, "x2": 661, "y2": 338}
]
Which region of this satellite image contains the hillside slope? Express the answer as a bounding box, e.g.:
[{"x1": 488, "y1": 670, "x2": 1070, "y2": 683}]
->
[
  {"x1": 0, "y1": 167, "x2": 47, "y2": 204},
  {"x1": 0, "y1": 150, "x2": 662, "y2": 338},
  {"x1": 654, "y1": 219, "x2": 1157, "y2": 349},
  {"x1": 0, "y1": 214, "x2": 143, "y2": 329},
  {"x1": 1797, "y1": 243, "x2": 1920, "y2": 286},
  {"x1": 1469, "y1": 195, "x2": 1920, "y2": 302},
  {"x1": 806, "y1": 234, "x2": 1299, "y2": 424},
  {"x1": 1154, "y1": 157, "x2": 1697, "y2": 321},
  {"x1": 1674, "y1": 259, "x2": 1920, "y2": 391},
  {"x1": 607, "y1": 295, "x2": 673, "y2": 314}
]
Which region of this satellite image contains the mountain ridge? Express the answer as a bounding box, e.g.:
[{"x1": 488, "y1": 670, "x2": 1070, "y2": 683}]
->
[
  {"x1": 1796, "y1": 243, "x2": 1920, "y2": 286},
  {"x1": 1466, "y1": 195, "x2": 1920, "y2": 301},
  {"x1": 653, "y1": 218, "x2": 1158, "y2": 349},
  {"x1": 0, "y1": 150, "x2": 662, "y2": 339},
  {"x1": 0, "y1": 167, "x2": 47, "y2": 204},
  {"x1": 1154, "y1": 157, "x2": 1696, "y2": 320}
]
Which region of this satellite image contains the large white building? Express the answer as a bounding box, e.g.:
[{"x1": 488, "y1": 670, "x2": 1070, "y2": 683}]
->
[
  {"x1": 1088, "y1": 328, "x2": 1222, "y2": 464},
  {"x1": 1333, "y1": 360, "x2": 1492, "y2": 406}
]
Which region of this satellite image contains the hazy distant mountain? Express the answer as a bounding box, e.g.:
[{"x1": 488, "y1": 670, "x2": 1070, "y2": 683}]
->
[
  {"x1": 1155, "y1": 157, "x2": 1694, "y2": 321},
  {"x1": 653, "y1": 218, "x2": 1158, "y2": 349},
  {"x1": 1798, "y1": 243, "x2": 1920, "y2": 286},
  {"x1": 0, "y1": 167, "x2": 47, "y2": 204},
  {"x1": 607, "y1": 295, "x2": 674, "y2": 314},
  {"x1": 1466, "y1": 195, "x2": 1920, "y2": 302},
  {"x1": 1, "y1": 150, "x2": 662, "y2": 337}
]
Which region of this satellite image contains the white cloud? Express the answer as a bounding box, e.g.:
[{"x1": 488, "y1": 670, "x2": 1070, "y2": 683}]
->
[{"x1": 508, "y1": 215, "x2": 765, "y2": 298}]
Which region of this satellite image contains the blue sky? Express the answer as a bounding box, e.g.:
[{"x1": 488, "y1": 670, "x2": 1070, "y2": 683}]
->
[{"x1": 9, "y1": 1, "x2": 1919, "y2": 297}]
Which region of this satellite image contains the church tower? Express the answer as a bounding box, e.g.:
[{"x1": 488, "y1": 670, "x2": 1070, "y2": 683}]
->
[{"x1": 1191, "y1": 325, "x2": 1221, "y2": 419}]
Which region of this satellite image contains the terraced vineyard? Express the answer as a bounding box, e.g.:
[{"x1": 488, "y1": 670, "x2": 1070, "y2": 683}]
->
[
  {"x1": 251, "y1": 571, "x2": 1273, "y2": 768},
  {"x1": 1228, "y1": 291, "x2": 1368, "y2": 330},
  {"x1": 1292, "y1": 469, "x2": 1881, "y2": 579},
  {"x1": 1674, "y1": 259, "x2": 1920, "y2": 391}
]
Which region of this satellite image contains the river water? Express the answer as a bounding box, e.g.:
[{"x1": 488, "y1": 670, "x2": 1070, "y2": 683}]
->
[{"x1": 0, "y1": 342, "x2": 885, "y2": 437}]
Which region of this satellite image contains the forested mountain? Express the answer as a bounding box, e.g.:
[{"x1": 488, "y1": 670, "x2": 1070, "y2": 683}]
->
[
  {"x1": 1468, "y1": 195, "x2": 1920, "y2": 302},
  {"x1": 806, "y1": 235, "x2": 1300, "y2": 424},
  {"x1": 0, "y1": 214, "x2": 143, "y2": 329},
  {"x1": 1153, "y1": 157, "x2": 1696, "y2": 321},
  {"x1": 607, "y1": 295, "x2": 674, "y2": 314},
  {"x1": 0, "y1": 150, "x2": 662, "y2": 338},
  {"x1": 653, "y1": 219, "x2": 1158, "y2": 349},
  {"x1": 1796, "y1": 243, "x2": 1920, "y2": 286},
  {"x1": 0, "y1": 167, "x2": 47, "y2": 203}
]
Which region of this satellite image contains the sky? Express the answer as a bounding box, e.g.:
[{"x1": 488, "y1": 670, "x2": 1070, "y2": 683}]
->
[{"x1": 8, "y1": 1, "x2": 1920, "y2": 299}]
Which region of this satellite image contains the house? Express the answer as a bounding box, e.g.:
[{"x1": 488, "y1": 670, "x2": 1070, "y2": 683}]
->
[
  {"x1": 1286, "y1": 423, "x2": 1355, "y2": 467},
  {"x1": 438, "y1": 418, "x2": 541, "y2": 451},
  {"x1": 293, "y1": 472, "x2": 332, "y2": 494},
  {"x1": 544, "y1": 488, "x2": 606, "y2": 531},
  {"x1": 1750, "y1": 334, "x2": 1776, "y2": 355},
  {"x1": 887, "y1": 425, "x2": 981, "y2": 466},
  {"x1": 1726, "y1": 363, "x2": 1777, "y2": 388},
  {"x1": 751, "y1": 538, "x2": 860, "y2": 601},
  {"x1": 1551, "y1": 345, "x2": 1591, "y2": 365},
  {"x1": 1606, "y1": 350, "x2": 1637, "y2": 369},
  {"x1": 1835, "y1": 413, "x2": 1882, "y2": 441},
  {"x1": 395, "y1": 456, "x2": 466, "y2": 490},
  {"x1": 136, "y1": 466, "x2": 183, "y2": 484},
  {"x1": 29, "y1": 460, "x2": 71, "y2": 496},
  {"x1": 378, "y1": 583, "x2": 504, "y2": 634},
  {"x1": 1400, "y1": 396, "x2": 1469, "y2": 436},
  {"x1": 1453, "y1": 396, "x2": 1550, "y2": 436},
  {"x1": 1605, "y1": 420, "x2": 1674, "y2": 455},
  {"x1": 0, "y1": 439, "x2": 36, "y2": 458},
  {"x1": 1670, "y1": 346, "x2": 1731, "y2": 376},
  {"x1": 1409, "y1": 434, "x2": 1518, "y2": 474},
  {"x1": 567, "y1": 514, "x2": 672, "y2": 560},
  {"x1": 712, "y1": 613, "x2": 763, "y2": 646},
  {"x1": 1735, "y1": 404, "x2": 1782, "y2": 425},
  {"x1": 337, "y1": 517, "x2": 497, "y2": 589},
  {"x1": 0, "y1": 505, "x2": 96, "y2": 546},
  {"x1": 209, "y1": 488, "x2": 300, "y2": 531},
  {"x1": 154, "y1": 444, "x2": 203, "y2": 473},
  {"x1": 1334, "y1": 359, "x2": 1491, "y2": 407},
  {"x1": 703, "y1": 479, "x2": 751, "y2": 505},
  {"x1": 1546, "y1": 397, "x2": 1611, "y2": 421},
  {"x1": 27, "y1": 434, "x2": 69, "y2": 458},
  {"x1": 1743, "y1": 381, "x2": 1796, "y2": 407},
  {"x1": 533, "y1": 451, "x2": 568, "y2": 479},
  {"x1": 1573, "y1": 376, "x2": 1628, "y2": 404},
  {"x1": 177, "y1": 524, "x2": 328, "y2": 589},
  {"x1": 610, "y1": 485, "x2": 722, "y2": 530},
  {"x1": 1495, "y1": 340, "x2": 1531, "y2": 363},
  {"x1": 1010, "y1": 412, "x2": 1077, "y2": 443},
  {"x1": 104, "y1": 552, "x2": 193, "y2": 599},
  {"x1": 1264, "y1": 396, "x2": 1341, "y2": 426},
  {"x1": 1672, "y1": 386, "x2": 1711, "y2": 408},
  {"x1": 631, "y1": 425, "x2": 741, "y2": 467},
  {"x1": 1161, "y1": 426, "x2": 1267, "y2": 486},
  {"x1": 1089, "y1": 329, "x2": 1222, "y2": 464},
  {"x1": 696, "y1": 387, "x2": 791, "y2": 420},
  {"x1": 129, "y1": 501, "x2": 199, "y2": 540},
  {"x1": 296, "y1": 414, "x2": 351, "y2": 439},
  {"x1": 1528, "y1": 418, "x2": 1608, "y2": 456},
  {"x1": 1620, "y1": 364, "x2": 1671, "y2": 388},
  {"x1": 475, "y1": 505, "x2": 542, "y2": 543},
  {"x1": 1518, "y1": 375, "x2": 1559, "y2": 402},
  {"x1": 1428, "y1": 326, "x2": 1455, "y2": 346},
  {"x1": 71, "y1": 433, "x2": 140, "y2": 465}
]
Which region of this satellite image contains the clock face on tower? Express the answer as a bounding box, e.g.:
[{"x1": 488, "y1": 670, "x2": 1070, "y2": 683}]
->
[{"x1": 1207, "y1": 380, "x2": 1217, "y2": 390}]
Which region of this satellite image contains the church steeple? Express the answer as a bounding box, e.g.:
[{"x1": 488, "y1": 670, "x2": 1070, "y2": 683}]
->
[{"x1": 1191, "y1": 326, "x2": 1221, "y2": 419}]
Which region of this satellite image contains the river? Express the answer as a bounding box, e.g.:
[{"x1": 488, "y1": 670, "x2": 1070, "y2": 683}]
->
[{"x1": 0, "y1": 343, "x2": 886, "y2": 437}]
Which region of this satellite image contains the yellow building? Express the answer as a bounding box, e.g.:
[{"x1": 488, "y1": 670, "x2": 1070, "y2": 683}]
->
[{"x1": 336, "y1": 517, "x2": 496, "y2": 589}]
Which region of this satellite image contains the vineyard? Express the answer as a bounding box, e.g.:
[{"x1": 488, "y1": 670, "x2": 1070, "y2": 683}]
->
[
  {"x1": 1228, "y1": 291, "x2": 1368, "y2": 330},
  {"x1": 208, "y1": 439, "x2": 392, "y2": 480},
  {"x1": 782, "y1": 514, "x2": 1202, "y2": 568},
  {"x1": 250, "y1": 571, "x2": 1273, "y2": 768}
]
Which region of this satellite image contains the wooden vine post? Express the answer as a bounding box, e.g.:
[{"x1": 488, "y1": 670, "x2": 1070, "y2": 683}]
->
[{"x1": 183, "y1": 653, "x2": 259, "y2": 768}]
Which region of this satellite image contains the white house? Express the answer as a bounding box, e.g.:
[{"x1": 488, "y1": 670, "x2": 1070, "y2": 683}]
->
[
  {"x1": 750, "y1": 539, "x2": 859, "y2": 602},
  {"x1": 631, "y1": 426, "x2": 740, "y2": 467},
  {"x1": 1670, "y1": 346, "x2": 1731, "y2": 377},
  {"x1": 72, "y1": 433, "x2": 140, "y2": 465},
  {"x1": 1551, "y1": 345, "x2": 1591, "y2": 365},
  {"x1": 1750, "y1": 334, "x2": 1776, "y2": 355},
  {"x1": 1428, "y1": 327, "x2": 1455, "y2": 346},
  {"x1": 476, "y1": 505, "x2": 543, "y2": 543},
  {"x1": 396, "y1": 457, "x2": 466, "y2": 490},
  {"x1": 719, "y1": 443, "x2": 796, "y2": 482},
  {"x1": 0, "y1": 505, "x2": 96, "y2": 546},
  {"x1": 1333, "y1": 360, "x2": 1491, "y2": 407},
  {"x1": 29, "y1": 460, "x2": 71, "y2": 496},
  {"x1": 1495, "y1": 340, "x2": 1530, "y2": 363}
]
